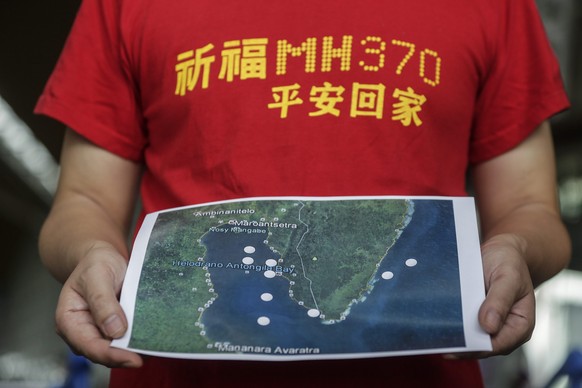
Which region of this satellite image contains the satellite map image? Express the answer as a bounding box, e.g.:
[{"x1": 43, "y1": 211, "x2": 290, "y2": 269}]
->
[{"x1": 112, "y1": 196, "x2": 491, "y2": 360}]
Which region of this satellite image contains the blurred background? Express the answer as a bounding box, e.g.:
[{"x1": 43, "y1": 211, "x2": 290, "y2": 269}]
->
[{"x1": 0, "y1": 0, "x2": 580, "y2": 387}]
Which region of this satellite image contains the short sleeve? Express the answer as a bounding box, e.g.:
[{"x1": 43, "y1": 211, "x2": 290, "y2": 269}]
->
[
  {"x1": 469, "y1": 0, "x2": 570, "y2": 164},
  {"x1": 34, "y1": 0, "x2": 146, "y2": 162}
]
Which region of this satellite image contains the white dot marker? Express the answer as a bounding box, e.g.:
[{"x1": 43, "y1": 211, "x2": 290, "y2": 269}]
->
[
  {"x1": 307, "y1": 309, "x2": 320, "y2": 318},
  {"x1": 257, "y1": 316, "x2": 270, "y2": 326},
  {"x1": 264, "y1": 270, "x2": 276, "y2": 279},
  {"x1": 242, "y1": 257, "x2": 254, "y2": 265},
  {"x1": 381, "y1": 271, "x2": 394, "y2": 280},
  {"x1": 244, "y1": 246, "x2": 256, "y2": 254},
  {"x1": 406, "y1": 258, "x2": 418, "y2": 267},
  {"x1": 265, "y1": 259, "x2": 277, "y2": 267},
  {"x1": 261, "y1": 293, "x2": 273, "y2": 302}
]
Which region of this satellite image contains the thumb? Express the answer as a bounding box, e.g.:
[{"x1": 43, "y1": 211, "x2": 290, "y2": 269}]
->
[{"x1": 77, "y1": 254, "x2": 129, "y2": 339}]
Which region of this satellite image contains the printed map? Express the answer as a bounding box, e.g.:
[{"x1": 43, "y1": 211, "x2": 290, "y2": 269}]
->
[{"x1": 113, "y1": 196, "x2": 491, "y2": 360}]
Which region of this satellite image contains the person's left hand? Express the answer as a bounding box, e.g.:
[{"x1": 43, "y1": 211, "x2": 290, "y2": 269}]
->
[{"x1": 477, "y1": 233, "x2": 536, "y2": 356}]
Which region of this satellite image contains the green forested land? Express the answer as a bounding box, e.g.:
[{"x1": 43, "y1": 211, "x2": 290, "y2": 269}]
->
[
  {"x1": 129, "y1": 210, "x2": 214, "y2": 351},
  {"x1": 280, "y1": 200, "x2": 409, "y2": 319}
]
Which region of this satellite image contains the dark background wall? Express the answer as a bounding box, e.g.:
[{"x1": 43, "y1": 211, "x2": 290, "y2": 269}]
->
[{"x1": 0, "y1": 0, "x2": 77, "y2": 278}]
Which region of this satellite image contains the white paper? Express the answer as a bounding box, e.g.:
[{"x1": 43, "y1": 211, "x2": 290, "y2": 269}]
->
[{"x1": 112, "y1": 196, "x2": 491, "y2": 360}]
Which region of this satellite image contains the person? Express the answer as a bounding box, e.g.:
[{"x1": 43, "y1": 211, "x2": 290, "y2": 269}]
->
[{"x1": 35, "y1": 0, "x2": 572, "y2": 386}]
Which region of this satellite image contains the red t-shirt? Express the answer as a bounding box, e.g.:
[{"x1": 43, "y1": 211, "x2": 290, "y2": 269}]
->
[{"x1": 36, "y1": 0, "x2": 568, "y2": 386}]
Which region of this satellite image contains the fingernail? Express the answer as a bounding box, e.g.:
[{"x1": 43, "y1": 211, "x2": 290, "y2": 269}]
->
[{"x1": 103, "y1": 315, "x2": 124, "y2": 338}]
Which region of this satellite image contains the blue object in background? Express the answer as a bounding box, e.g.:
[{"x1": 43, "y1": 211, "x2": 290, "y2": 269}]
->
[
  {"x1": 545, "y1": 349, "x2": 582, "y2": 388},
  {"x1": 58, "y1": 351, "x2": 91, "y2": 388}
]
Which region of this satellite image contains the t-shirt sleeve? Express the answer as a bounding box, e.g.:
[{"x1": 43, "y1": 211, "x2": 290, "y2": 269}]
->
[
  {"x1": 469, "y1": 0, "x2": 570, "y2": 165},
  {"x1": 34, "y1": 0, "x2": 146, "y2": 162}
]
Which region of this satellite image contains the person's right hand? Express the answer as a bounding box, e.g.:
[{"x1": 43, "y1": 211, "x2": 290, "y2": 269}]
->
[{"x1": 55, "y1": 242, "x2": 143, "y2": 368}]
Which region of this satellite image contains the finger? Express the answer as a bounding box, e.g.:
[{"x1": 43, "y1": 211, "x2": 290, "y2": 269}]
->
[
  {"x1": 477, "y1": 267, "x2": 535, "y2": 355},
  {"x1": 479, "y1": 276, "x2": 517, "y2": 335},
  {"x1": 77, "y1": 259, "x2": 129, "y2": 339},
  {"x1": 480, "y1": 269, "x2": 533, "y2": 332},
  {"x1": 479, "y1": 247, "x2": 531, "y2": 334},
  {"x1": 64, "y1": 324, "x2": 143, "y2": 368},
  {"x1": 488, "y1": 293, "x2": 535, "y2": 355},
  {"x1": 56, "y1": 286, "x2": 142, "y2": 368}
]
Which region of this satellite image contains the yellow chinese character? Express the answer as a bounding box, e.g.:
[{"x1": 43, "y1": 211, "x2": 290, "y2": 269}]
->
[
  {"x1": 268, "y1": 84, "x2": 303, "y2": 118},
  {"x1": 391, "y1": 87, "x2": 427, "y2": 126},
  {"x1": 219, "y1": 38, "x2": 269, "y2": 82},
  {"x1": 309, "y1": 82, "x2": 345, "y2": 117},
  {"x1": 175, "y1": 44, "x2": 216, "y2": 95},
  {"x1": 241, "y1": 38, "x2": 268, "y2": 80},
  {"x1": 350, "y1": 83, "x2": 386, "y2": 119}
]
